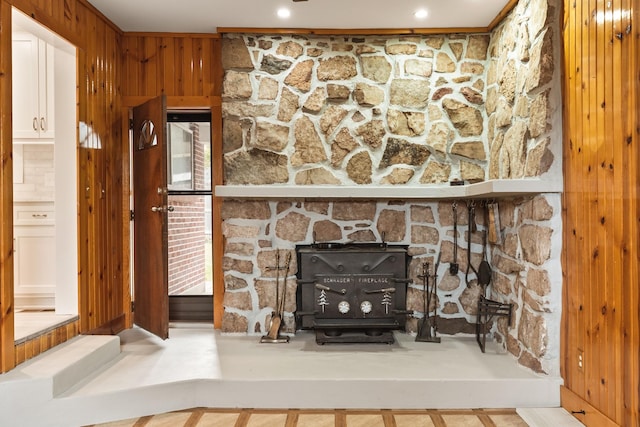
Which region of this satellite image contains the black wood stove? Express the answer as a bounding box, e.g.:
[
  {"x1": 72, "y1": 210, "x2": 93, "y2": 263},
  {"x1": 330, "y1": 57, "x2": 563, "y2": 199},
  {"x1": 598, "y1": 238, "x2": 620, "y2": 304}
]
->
[{"x1": 296, "y1": 241, "x2": 412, "y2": 344}]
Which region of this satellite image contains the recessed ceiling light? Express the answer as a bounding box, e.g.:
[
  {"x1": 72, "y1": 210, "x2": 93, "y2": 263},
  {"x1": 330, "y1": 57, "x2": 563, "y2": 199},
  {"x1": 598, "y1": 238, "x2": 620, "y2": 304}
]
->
[
  {"x1": 414, "y1": 9, "x2": 428, "y2": 19},
  {"x1": 277, "y1": 8, "x2": 291, "y2": 18}
]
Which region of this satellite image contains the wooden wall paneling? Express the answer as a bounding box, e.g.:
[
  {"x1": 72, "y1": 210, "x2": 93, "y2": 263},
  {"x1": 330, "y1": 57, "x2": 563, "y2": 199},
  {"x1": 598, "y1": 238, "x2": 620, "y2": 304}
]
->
[
  {"x1": 604, "y1": 0, "x2": 621, "y2": 419},
  {"x1": 96, "y1": 16, "x2": 108, "y2": 324},
  {"x1": 593, "y1": 0, "x2": 605, "y2": 412},
  {"x1": 74, "y1": 3, "x2": 124, "y2": 334},
  {"x1": 575, "y1": 0, "x2": 587, "y2": 399},
  {"x1": 211, "y1": 38, "x2": 223, "y2": 328},
  {"x1": 623, "y1": 0, "x2": 640, "y2": 423},
  {"x1": 0, "y1": 0, "x2": 16, "y2": 373},
  {"x1": 563, "y1": 0, "x2": 588, "y2": 417},
  {"x1": 576, "y1": 0, "x2": 588, "y2": 400},
  {"x1": 173, "y1": 37, "x2": 185, "y2": 96},
  {"x1": 562, "y1": 0, "x2": 640, "y2": 423},
  {"x1": 85, "y1": 9, "x2": 100, "y2": 331},
  {"x1": 562, "y1": 0, "x2": 581, "y2": 396},
  {"x1": 180, "y1": 37, "x2": 194, "y2": 96},
  {"x1": 591, "y1": 0, "x2": 604, "y2": 410},
  {"x1": 14, "y1": 319, "x2": 80, "y2": 365},
  {"x1": 121, "y1": 36, "x2": 140, "y2": 97},
  {"x1": 121, "y1": 108, "x2": 132, "y2": 328},
  {"x1": 0, "y1": 0, "x2": 125, "y2": 371},
  {"x1": 77, "y1": 46, "x2": 90, "y2": 333},
  {"x1": 602, "y1": 0, "x2": 616, "y2": 413},
  {"x1": 142, "y1": 36, "x2": 158, "y2": 96},
  {"x1": 560, "y1": 0, "x2": 571, "y2": 390},
  {"x1": 191, "y1": 38, "x2": 205, "y2": 95},
  {"x1": 581, "y1": 0, "x2": 598, "y2": 412},
  {"x1": 161, "y1": 36, "x2": 176, "y2": 96},
  {"x1": 202, "y1": 38, "x2": 214, "y2": 97},
  {"x1": 561, "y1": 387, "x2": 620, "y2": 427},
  {"x1": 564, "y1": 0, "x2": 577, "y2": 394},
  {"x1": 108, "y1": 31, "x2": 125, "y2": 325},
  {"x1": 10, "y1": 0, "x2": 89, "y2": 49}
]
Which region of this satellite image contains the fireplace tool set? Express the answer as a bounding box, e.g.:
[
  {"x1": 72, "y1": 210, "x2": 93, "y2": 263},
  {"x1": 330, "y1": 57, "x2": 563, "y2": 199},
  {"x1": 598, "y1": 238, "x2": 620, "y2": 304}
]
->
[
  {"x1": 261, "y1": 249, "x2": 292, "y2": 344},
  {"x1": 465, "y1": 200, "x2": 513, "y2": 353},
  {"x1": 261, "y1": 199, "x2": 513, "y2": 350},
  {"x1": 415, "y1": 255, "x2": 441, "y2": 343}
]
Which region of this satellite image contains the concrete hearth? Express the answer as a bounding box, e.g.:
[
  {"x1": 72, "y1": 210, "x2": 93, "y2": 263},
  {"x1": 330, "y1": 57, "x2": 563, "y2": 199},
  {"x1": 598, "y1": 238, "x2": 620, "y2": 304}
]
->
[{"x1": 0, "y1": 324, "x2": 563, "y2": 426}]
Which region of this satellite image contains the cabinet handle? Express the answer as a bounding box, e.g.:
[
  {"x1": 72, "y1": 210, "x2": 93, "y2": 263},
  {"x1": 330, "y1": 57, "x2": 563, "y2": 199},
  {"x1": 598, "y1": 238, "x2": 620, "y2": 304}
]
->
[
  {"x1": 40, "y1": 117, "x2": 46, "y2": 131},
  {"x1": 33, "y1": 117, "x2": 38, "y2": 131},
  {"x1": 32, "y1": 213, "x2": 48, "y2": 218}
]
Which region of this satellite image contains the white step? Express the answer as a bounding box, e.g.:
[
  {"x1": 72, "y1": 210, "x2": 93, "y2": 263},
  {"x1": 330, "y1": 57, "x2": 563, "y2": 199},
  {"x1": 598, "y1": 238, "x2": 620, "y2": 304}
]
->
[{"x1": 10, "y1": 335, "x2": 120, "y2": 396}]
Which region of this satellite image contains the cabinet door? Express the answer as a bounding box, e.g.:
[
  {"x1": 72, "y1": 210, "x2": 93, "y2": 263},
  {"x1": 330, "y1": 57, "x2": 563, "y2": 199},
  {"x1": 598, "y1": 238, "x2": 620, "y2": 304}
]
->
[
  {"x1": 37, "y1": 39, "x2": 54, "y2": 139},
  {"x1": 12, "y1": 33, "x2": 40, "y2": 140},
  {"x1": 14, "y1": 225, "x2": 56, "y2": 309},
  {"x1": 12, "y1": 34, "x2": 54, "y2": 141}
]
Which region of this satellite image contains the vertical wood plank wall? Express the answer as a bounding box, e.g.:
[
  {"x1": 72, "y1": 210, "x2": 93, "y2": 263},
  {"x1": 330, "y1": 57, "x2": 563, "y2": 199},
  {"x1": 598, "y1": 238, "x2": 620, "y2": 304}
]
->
[
  {"x1": 561, "y1": 0, "x2": 639, "y2": 425},
  {"x1": 120, "y1": 33, "x2": 224, "y2": 328},
  {"x1": 0, "y1": 0, "x2": 126, "y2": 371},
  {"x1": 0, "y1": 1, "x2": 16, "y2": 373}
]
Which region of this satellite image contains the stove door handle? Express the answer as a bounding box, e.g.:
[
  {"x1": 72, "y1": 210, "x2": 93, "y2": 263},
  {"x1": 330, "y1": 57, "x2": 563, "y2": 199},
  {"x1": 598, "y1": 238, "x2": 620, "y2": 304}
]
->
[
  {"x1": 315, "y1": 284, "x2": 347, "y2": 295},
  {"x1": 363, "y1": 287, "x2": 396, "y2": 294}
]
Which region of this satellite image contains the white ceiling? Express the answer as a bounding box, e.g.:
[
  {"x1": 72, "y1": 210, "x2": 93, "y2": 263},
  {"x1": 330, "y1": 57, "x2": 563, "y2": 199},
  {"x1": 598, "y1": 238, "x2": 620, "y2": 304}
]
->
[{"x1": 86, "y1": 0, "x2": 512, "y2": 34}]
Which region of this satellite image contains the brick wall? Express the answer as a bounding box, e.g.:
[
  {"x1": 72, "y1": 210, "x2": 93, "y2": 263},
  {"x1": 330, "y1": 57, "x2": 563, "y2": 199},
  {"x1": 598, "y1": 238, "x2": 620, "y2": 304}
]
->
[{"x1": 167, "y1": 123, "x2": 208, "y2": 295}]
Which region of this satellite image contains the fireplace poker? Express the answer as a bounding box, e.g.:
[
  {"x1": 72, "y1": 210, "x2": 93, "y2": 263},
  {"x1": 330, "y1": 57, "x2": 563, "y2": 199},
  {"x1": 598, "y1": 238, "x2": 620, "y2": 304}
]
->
[
  {"x1": 432, "y1": 252, "x2": 441, "y2": 337},
  {"x1": 449, "y1": 201, "x2": 459, "y2": 275},
  {"x1": 277, "y1": 252, "x2": 292, "y2": 320}
]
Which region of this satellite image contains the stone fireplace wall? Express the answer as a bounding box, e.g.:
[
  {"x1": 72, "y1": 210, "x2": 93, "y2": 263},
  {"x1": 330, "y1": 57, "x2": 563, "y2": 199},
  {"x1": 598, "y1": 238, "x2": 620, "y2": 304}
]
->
[{"x1": 219, "y1": 0, "x2": 562, "y2": 376}]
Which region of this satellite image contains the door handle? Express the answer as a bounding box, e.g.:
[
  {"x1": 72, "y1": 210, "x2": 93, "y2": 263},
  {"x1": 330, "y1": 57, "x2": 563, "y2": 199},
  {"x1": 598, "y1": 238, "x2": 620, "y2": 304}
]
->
[{"x1": 151, "y1": 205, "x2": 175, "y2": 213}]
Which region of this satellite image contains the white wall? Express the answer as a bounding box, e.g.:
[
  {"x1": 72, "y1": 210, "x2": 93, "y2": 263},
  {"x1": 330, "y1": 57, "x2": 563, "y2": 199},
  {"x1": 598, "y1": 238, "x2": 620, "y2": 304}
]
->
[{"x1": 53, "y1": 40, "x2": 78, "y2": 315}]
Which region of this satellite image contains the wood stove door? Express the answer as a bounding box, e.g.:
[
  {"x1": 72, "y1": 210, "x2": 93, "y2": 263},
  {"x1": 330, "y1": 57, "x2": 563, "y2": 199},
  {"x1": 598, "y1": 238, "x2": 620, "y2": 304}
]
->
[
  {"x1": 353, "y1": 274, "x2": 397, "y2": 317},
  {"x1": 314, "y1": 274, "x2": 395, "y2": 319},
  {"x1": 314, "y1": 275, "x2": 354, "y2": 318}
]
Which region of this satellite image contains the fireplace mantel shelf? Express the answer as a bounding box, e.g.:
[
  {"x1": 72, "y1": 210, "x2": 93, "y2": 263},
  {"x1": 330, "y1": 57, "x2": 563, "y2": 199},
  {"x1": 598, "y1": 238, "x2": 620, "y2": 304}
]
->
[{"x1": 214, "y1": 179, "x2": 562, "y2": 200}]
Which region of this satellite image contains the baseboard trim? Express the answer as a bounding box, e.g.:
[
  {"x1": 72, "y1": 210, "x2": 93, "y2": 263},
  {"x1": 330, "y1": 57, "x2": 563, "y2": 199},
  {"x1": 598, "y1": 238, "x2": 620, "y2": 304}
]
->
[{"x1": 561, "y1": 386, "x2": 619, "y2": 427}]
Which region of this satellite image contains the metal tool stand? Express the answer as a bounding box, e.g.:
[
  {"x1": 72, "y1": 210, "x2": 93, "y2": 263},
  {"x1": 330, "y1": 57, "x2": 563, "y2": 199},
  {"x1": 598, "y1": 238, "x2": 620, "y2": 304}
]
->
[
  {"x1": 416, "y1": 261, "x2": 440, "y2": 343},
  {"x1": 260, "y1": 250, "x2": 290, "y2": 344},
  {"x1": 475, "y1": 295, "x2": 512, "y2": 352}
]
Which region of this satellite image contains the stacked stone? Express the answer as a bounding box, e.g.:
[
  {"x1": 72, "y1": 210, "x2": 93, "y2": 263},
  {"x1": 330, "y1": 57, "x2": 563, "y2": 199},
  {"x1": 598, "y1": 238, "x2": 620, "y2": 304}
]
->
[
  {"x1": 222, "y1": 33, "x2": 493, "y2": 185},
  {"x1": 486, "y1": 0, "x2": 557, "y2": 179},
  {"x1": 486, "y1": 194, "x2": 562, "y2": 374},
  {"x1": 220, "y1": 199, "x2": 487, "y2": 336},
  {"x1": 219, "y1": 0, "x2": 562, "y2": 376},
  {"x1": 220, "y1": 194, "x2": 561, "y2": 371},
  {"x1": 480, "y1": 0, "x2": 561, "y2": 375}
]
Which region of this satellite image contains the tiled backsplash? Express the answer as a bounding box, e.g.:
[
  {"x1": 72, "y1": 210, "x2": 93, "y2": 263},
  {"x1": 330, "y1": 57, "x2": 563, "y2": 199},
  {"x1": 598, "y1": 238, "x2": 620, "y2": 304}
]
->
[{"x1": 13, "y1": 144, "x2": 55, "y2": 201}]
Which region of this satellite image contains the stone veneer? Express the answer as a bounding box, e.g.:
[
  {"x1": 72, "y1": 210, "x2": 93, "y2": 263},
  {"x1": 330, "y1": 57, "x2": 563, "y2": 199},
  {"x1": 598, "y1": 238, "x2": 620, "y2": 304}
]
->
[{"x1": 219, "y1": 0, "x2": 562, "y2": 376}]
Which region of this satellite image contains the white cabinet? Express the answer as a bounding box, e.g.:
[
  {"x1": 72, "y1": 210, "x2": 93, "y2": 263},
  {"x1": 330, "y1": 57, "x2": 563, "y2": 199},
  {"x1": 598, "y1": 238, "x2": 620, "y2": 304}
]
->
[
  {"x1": 13, "y1": 203, "x2": 55, "y2": 309},
  {"x1": 12, "y1": 32, "x2": 54, "y2": 142}
]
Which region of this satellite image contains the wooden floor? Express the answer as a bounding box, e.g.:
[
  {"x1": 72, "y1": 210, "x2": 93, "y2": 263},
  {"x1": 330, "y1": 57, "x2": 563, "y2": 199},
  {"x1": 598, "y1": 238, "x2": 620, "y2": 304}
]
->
[{"x1": 89, "y1": 408, "x2": 529, "y2": 426}]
